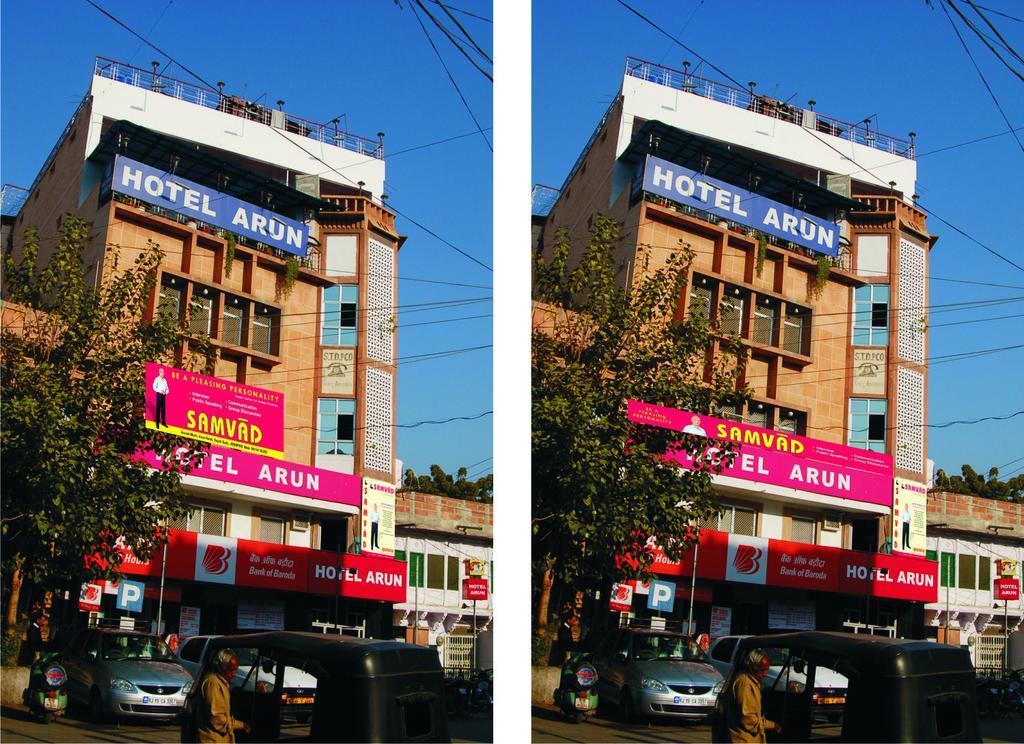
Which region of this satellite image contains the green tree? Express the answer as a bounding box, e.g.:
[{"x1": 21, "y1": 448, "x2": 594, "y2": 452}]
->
[
  {"x1": 933, "y1": 464, "x2": 1023, "y2": 503},
  {"x1": 1, "y1": 216, "x2": 214, "y2": 628},
  {"x1": 532, "y1": 216, "x2": 748, "y2": 635},
  {"x1": 402, "y1": 464, "x2": 493, "y2": 503}
]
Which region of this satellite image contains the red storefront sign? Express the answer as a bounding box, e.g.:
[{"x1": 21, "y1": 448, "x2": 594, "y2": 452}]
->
[
  {"x1": 651, "y1": 529, "x2": 938, "y2": 603},
  {"x1": 116, "y1": 530, "x2": 406, "y2": 603},
  {"x1": 462, "y1": 578, "x2": 489, "y2": 601},
  {"x1": 994, "y1": 578, "x2": 1020, "y2": 601}
]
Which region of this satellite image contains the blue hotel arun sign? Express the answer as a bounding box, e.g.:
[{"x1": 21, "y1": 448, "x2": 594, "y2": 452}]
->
[
  {"x1": 640, "y1": 155, "x2": 840, "y2": 257},
  {"x1": 108, "y1": 155, "x2": 310, "y2": 256}
]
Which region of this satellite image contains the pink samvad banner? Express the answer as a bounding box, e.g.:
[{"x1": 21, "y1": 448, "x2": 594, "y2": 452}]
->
[
  {"x1": 145, "y1": 363, "x2": 285, "y2": 459},
  {"x1": 627, "y1": 400, "x2": 894, "y2": 507},
  {"x1": 141, "y1": 444, "x2": 361, "y2": 507}
]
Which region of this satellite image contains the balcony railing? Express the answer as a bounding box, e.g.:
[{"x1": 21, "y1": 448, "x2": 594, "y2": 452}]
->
[
  {"x1": 319, "y1": 195, "x2": 397, "y2": 235},
  {"x1": 113, "y1": 193, "x2": 322, "y2": 272},
  {"x1": 643, "y1": 191, "x2": 853, "y2": 271},
  {"x1": 94, "y1": 57, "x2": 383, "y2": 160},
  {"x1": 625, "y1": 57, "x2": 915, "y2": 160}
]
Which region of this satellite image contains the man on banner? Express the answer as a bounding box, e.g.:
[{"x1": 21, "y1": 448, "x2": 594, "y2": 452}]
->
[{"x1": 153, "y1": 367, "x2": 170, "y2": 429}]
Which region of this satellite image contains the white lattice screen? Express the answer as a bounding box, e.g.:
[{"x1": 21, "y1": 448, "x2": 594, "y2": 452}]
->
[
  {"x1": 898, "y1": 238, "x2": 926, "y2": 363},
  {"x1": 895, "y1": 367, "x2": 924, "y2": 473},
  {"x1": 363, "y1": 366, "x2": 393, "y2": 475},
  {"x1": 367, "y1": 239, "x2": 395, "y2": 363}
]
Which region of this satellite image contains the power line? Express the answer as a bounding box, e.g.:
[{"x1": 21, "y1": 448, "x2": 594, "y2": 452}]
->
[
  {"x1": 426, "y1": 0, "x2": 491, "y2": 23},
  {"x1": 946, "y1": 0, "x2": 1024, "y2": 82},
  {"x1": 433, "y1": 0, "x2": 493, "y2": 64},
  {"x1": 966, "y1": 0, "x2": 1024, "y2": 66},
  {"x1": 414, "y1": 0, "x2": 492, "y2": 78},
  {"x1": 386, "y1": 127, "x2": 493, "y2": 159},
  {"x1": 408, "y1": 0, "x2": 493, "y2": 150}
]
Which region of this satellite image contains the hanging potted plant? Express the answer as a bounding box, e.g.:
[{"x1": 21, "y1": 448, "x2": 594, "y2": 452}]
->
[
  {"x1": 224, "y1": 232, "x2": 237, "y2": 276},
  {"x1": 810, "y1": 255, "x2": 830, "y2": 299},
  {"x1": 279, "y1": 256, "x2": 300, "y2": 299},
  {"x1": 754, "y1": 231, "x2": 768, "y2": 278}
]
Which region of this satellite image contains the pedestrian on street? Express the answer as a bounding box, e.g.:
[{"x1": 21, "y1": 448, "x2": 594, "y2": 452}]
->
[
  {"x1": 195, "y1": 649, "x2": 251, "y2": 742},
  {"x1": 723, "y1": 649, "x2": 781, "y2": 743},
  {"x1": 557, "y1": 613, "x2": 579, "y2": 663}
]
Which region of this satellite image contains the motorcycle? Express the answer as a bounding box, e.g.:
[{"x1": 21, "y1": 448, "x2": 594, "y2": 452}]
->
[
  {"x1": 22, "y1": 652, "x2": 68, "y2": 723},
  {"x1": 470, "y1": 669, "x2": 493, "y2": 716},
  {"x1": 553, "y1": 652, "x2": 599, "y2": 724},
  {"x1": 444, "y1": 673, "x2": 470, "y2": 718},
  {"x1": 445, "y1": 669, "x2": 492, "y2": 718}
]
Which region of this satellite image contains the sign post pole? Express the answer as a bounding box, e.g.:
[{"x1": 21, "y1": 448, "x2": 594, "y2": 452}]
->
[
  {"x1": 156, "y1": 540, "x2": 168, "y2": 636},
  {"x1": 1005, "y1": 599, "x2": 1009, "y2": 673},
  {"x1": 687, "y1": 539, "x2": 699, "y2": 636},
  {"x1": 472, "y1": 599, "x2": 477, "y2": 671}
]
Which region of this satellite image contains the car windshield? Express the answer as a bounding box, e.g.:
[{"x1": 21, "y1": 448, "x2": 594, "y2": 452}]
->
[
  {"x1": 632, "y1": 634, "x2": 708, "y2": 662},
  {"x1": 102, "y1": 634, "x2": 174, "y2": 661}
]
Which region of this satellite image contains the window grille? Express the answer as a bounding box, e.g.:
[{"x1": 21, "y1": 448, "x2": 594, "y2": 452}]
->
[
  {"x1": 367, "y1": 239, "x2": 395, "y2": 363},
  {"x1": 745, "y1": 406, "x2": 769, "y2": 429},
  {"x1": 898, "y1": 239, "x2": 926, "y2": 363},
  {"x1": 159, "y1": 283, "x2": 181, "y2": 320},
  {"x1": 791, "y1": 517, "x2": 816, "y2": 544},
  {"x1": 252, "y1": 309, "x2": 277, "y2": 355},
  {"x1": 752, "y1": 299, "x2": 776, "y2": 345},
  {"x1": 782, "y1": 307, "x2": 808, "y2": 355},
  {"x1": 170, "y1": 504, "x2": 225, "y2": 535},
  {"x1": 260, "y1": 516, "x2": 285, "y2": 544},
  {"x1": 895, "y1": 367, "x2": 924, "y2": 472},
  {"x1": 778, "y1": 410, "x2": 805, "y2": 435},
  {"x1": 720, "y1": 289, "x2": 745, "y2": 335},
  {"x1": 690, "y1": 280, "x2": 712, "y2": 320},
  {"x1": 363, "y1": 367, "x2": 393, "y2": 473},
  {"x1": 222, "y1": 301, "x2": 243, "y2": 345},
  {"x1": 731, "y1": 507, "x2": 757, "y2": 536},
  {"x1": 190, "y1": 294, "x2": 213, "y2": 335}
]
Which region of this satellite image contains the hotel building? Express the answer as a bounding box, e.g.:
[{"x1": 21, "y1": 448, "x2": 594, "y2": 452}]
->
[
  {"x1": 8, "y1": 57, "x2": 405, "y2": 638},
  {"x1": 534, "y1": 57, "x2": 939, "y2": 638}
]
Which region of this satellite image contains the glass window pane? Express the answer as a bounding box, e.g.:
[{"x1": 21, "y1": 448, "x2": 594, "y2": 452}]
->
[
  {"x1": 340, "y1": 329, "x2": 357, "y2": 346},
  {"x1": 324, "y1": 285, "x2": 340, "y2": 302},
  {"x1": 958, "y1": 554, "x2": 976, "y2": 590},
  {"x1": 447, "y1": 556, "x2": 459, "y2": 591},
  {"x1": 340, "y1": 303, "x2": 357, "y2": 328},
  {"x1": 427, "y1": 554, "x2": 444, "y2": 590},
  {"x1": 320, "y1": 399, "x2": 337, "y2": 414},
  {"x1": 852, "y1": 399, "x2": 868, "y2": 414},
  {"x1": 867, "y1": 413, "x2": 886, "y2": 441},
  {"x1": 338, "y1": 414, "x2": 354, "y2": 441},
  {"x1": 979, "y1": 557, "x2": 990, "y2": 589},
  {"x1": 409, "y1": 553, "x2": 425, "y2": 588},
  {"x1": 342, "y1": 285, "x2": 359, "y2": 302},
  {"x1": 871, "y1": 302, "x2": 888, "y2": 328}
]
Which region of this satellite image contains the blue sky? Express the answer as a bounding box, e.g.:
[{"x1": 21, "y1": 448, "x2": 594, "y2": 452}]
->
[
  {"x1": 1, "y1": 0, "x2": 493, "y2": 480},
  {"x1": 533, "y1": 0, "x2": 1024, "y2": 483}
]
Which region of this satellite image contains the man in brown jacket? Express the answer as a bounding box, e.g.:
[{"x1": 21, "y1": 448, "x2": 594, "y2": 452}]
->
[
  {"x1": 196, "y1": 649, "x2": 251, "y2": 743},
  {"x1": 724, "y1": 649, "x2": 781, "y2": 743}
]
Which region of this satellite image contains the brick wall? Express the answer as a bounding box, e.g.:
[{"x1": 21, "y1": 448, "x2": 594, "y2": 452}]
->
[
  {"x1": 928, "y1": 490, "x2": 1024, "y2": 535},
  {"x1": 395, "y1": 490, "x2": 492, "y2": 538}
]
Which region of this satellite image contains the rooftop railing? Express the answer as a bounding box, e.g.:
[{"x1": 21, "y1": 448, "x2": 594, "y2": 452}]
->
[
  {"x1": 531, "y1": 184, "x2": 560, "y2": 217},
  {"x1": 625, "y1": 57, "x2": 915, "y2": 160},
  {"x1": 94, "y1": 57, "x2": 383, "y2": 160}
]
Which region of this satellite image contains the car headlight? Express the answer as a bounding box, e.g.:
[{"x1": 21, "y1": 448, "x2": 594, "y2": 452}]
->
[
  {"x1": 110, "y1": 677, "x2": 139, "y2": 693},
  {"x1": 641, "y1": 677, "x2": 668, "y2": 692},
  {"x1": 713, "y1": 681, "x2": 724, "y2": 695},
  {"x1": 182, "y1": 681, "x2": 193, "y2": 695}
]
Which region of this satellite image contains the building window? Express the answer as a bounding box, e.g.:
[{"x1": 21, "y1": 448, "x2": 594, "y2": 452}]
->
[
  {"x1": 447, "y1": 556, "x2": 459, "y2": 591},
  {"x1": 715, "y1": 402, "x2": 742, "y2": 422},
  {"x1": 169, "y1": 503, "x2": 226, "y2": 535},
  {"x1": 427, "y1": 554, "x2": 445, "y2": 590},
  {"x1": 322, "y1": 284, "x2": 358, "y2": 346},
  {"x1": 777, "y1": 409, "x2": 806, "y2": 436},
  {"x1": 849, "y1": 398, "x2": 887, "y2": 452},
  {"x1": 782, "y1": 306, "x2": 809, "y2": 355},
  {"x1": 189, "y1": 292, "x2": 213, "y2": 335},
  {"x1": 939, "y1": 552, "x2": 955, "y2": 588},
  {"x1": 252, "y1": 305, "x2": 278, "y2": 355},
  {"x1": 745, "y1": 403, "x2": 770, "y2": 429},
  {"x1": 159, "y1": 280, "x2": 182, "y2": 320},
  {"x1": 752, "y1": 297, "x2": 777, "y2": 345},
  {"x1": 222, "y1": 298, "x2": 244, "y2": 346},
  {"x1": 853, "y1": 284, "x2": 889, "y2": 346},
  {"x1": 317, "y1": 398, "x2": 356, "y2": 455},
  {"x1": 791, "y1": 516, "x2": 817, "y2": 544},
  {"x1": 979, "y1": 556, "x2": 990, "y2": 591},
  {"x1": 259, "y1": 515, "x2": 286, "y2": 545},
  {"x1": 958, "y1": 554, "x2": 976, "y2": 590},
  {"x1": 719, "y1": 287, "x2": 746, "y2": 335},
  {"x1": 700, "y1": 504, "x2": 757, "y2": 536},
  {"x1": 689, "y1": 277, "x2": 713, "y2": 321},
  {"x1": 408, "y1": 552, "x2": 425, "y2": 588}
]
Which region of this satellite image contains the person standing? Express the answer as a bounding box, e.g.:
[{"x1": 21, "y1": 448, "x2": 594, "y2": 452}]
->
[
  {"x1": 723, "y1": 649, "x2": 780, "y2": 743},
  {"x1": 195, "y1": 649, "x2": 250, "y2": 743},
  {"x1": 153, "y1": 367, "x2": 170, "y2": 429},
  {"x1": 26, "y1": 612, "x2": 47, "y2": 664}
]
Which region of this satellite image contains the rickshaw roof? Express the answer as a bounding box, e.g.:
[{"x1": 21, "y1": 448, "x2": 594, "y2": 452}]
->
[
  {"x1": 735, "y1": 631, "x2": 973, "y2": 678},
  {"x1": 206, "y1": 631, "x2": 443, "y2": 677}
]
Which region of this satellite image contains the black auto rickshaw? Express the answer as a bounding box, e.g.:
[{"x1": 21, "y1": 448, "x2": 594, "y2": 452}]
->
[
  {"x1": 181, "y1": 631, "x2": 450, "y2": 743},
  {"x1": 712, "y1": 632, "x2": 981, "y2": 743}
]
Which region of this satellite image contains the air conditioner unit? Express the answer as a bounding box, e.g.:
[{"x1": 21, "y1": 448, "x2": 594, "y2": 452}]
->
[
  {"x1": 823, "y1": 512, "x2": 842, "y2": 531},
  {"x1": 292, "y1": 515, "x2": 311, "y2": 532}
]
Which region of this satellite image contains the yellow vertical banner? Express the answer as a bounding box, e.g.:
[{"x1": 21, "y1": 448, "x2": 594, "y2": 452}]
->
[{"x1": 361, "y1": 477, "x2": 395, "y2": 558}]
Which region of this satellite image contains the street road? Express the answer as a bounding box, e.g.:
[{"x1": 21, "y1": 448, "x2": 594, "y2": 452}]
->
[{"x1": 1, "y1": 704, "x2": 492, "y2": 743}]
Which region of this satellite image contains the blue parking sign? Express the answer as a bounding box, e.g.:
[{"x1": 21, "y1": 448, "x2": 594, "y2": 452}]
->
[
  {"x1": 116, "y1": 579, "x2": 145, "y2": 612},
  {"x1": 647, "y1": 579, "x2": 676, "y2": 612}
]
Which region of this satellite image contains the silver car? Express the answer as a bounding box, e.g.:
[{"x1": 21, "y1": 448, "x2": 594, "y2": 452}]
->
[
  {"x1": 595, "y1": 628, "x2": 724, "y2": 721},
  {"x1": 63, "y1": 628, "x2": 193, "y2": 721}
]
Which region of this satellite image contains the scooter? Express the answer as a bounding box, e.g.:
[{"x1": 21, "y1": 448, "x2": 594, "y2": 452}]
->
[
  {"x1": 553, "y1": 652, "x2": 599, "y2": 724},
  {"x1": 22, "y1": 652, "x2": 68, "y2": 723}
]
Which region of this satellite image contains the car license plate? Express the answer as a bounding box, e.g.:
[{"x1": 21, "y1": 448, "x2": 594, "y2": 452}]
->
[
  {"x1": 681, "y1": 696, "x2": 710, "y2": 706},
  {"x1": 44, "y1": 697, "x2": 61, "y2": 710},
  {"x1": 818, "y1": 697, "x2": 844, "y2": 705},
  {"x1": 287, "y1": 697, "x2": 314, "y2": 705},
  {"x1": 142, "y1": 696, "x2": 177, "y2": 706}
]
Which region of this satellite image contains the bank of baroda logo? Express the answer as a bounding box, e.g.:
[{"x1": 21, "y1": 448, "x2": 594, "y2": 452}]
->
[
  {"x1": 195, "y1": 535, "x2": 237, "y2": 584},
  {"x1": 726, "y1": 535, "x2": 769, "y2": 584}
]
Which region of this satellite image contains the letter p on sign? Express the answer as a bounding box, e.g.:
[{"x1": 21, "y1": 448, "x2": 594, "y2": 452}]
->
[
  {"x1": 116, "y1": 579, "x2": 145, "y2": 613},
  {"x1": 647, "y1": 579, "x2": 676, "y2": 613}
]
